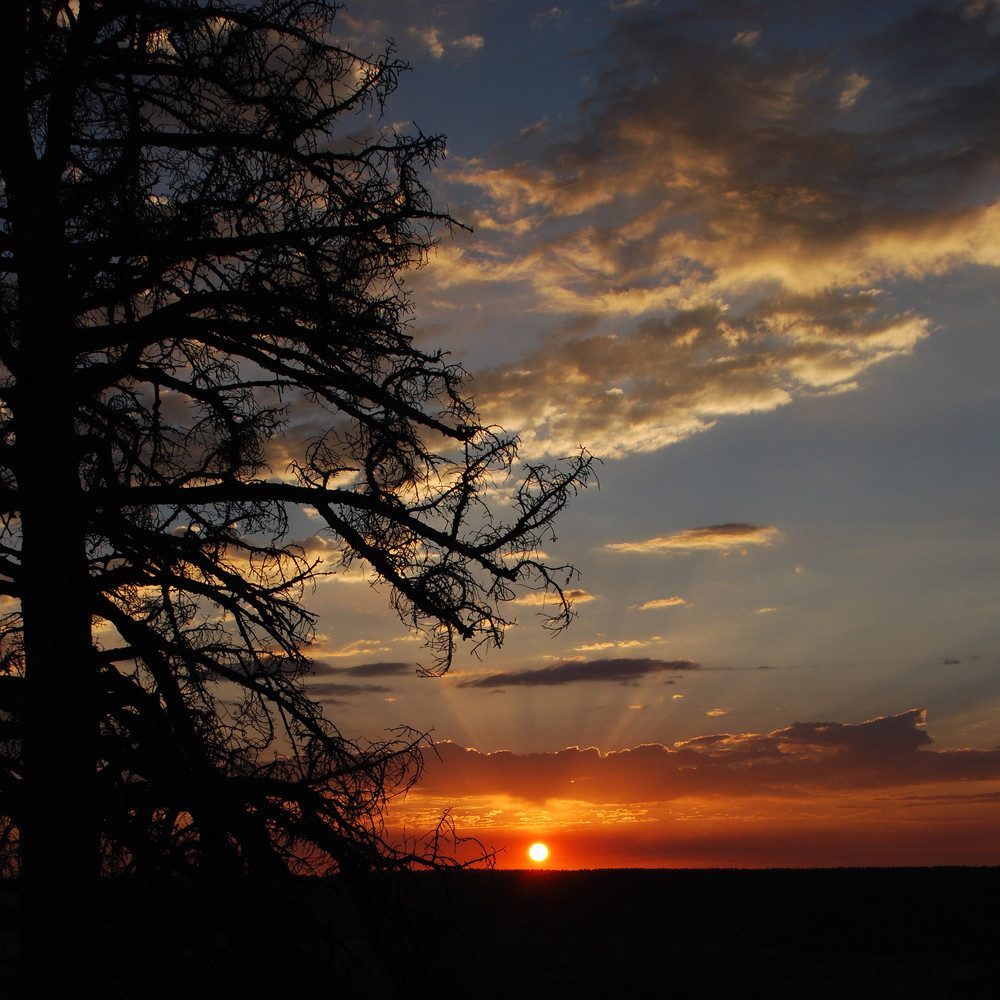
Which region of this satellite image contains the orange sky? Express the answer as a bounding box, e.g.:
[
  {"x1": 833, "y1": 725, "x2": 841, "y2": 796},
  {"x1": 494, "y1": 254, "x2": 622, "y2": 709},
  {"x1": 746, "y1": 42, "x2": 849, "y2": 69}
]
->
[
  {"x1": 387, "y1": 711, "x2": 1000, "y2": 868},
  {"x1": 305, "y1": 0, "x2": 1000, "y2": 870}
]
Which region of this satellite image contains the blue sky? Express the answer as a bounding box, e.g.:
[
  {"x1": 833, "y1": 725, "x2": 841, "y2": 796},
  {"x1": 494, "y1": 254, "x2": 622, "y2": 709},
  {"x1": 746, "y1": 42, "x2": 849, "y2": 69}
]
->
[{"x1": 282, "y1": 0, "x2": 1000, "y2": 863}]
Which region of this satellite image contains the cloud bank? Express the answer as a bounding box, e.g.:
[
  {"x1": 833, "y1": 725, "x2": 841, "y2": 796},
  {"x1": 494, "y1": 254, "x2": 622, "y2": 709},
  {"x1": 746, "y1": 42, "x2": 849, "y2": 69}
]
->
[{"x1": 415, "y1": 710, "x2": 1000, "y2": 804}]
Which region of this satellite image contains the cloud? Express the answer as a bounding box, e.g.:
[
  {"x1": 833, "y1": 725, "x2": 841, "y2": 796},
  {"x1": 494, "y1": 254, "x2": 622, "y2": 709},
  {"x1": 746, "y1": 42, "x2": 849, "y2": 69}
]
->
[
  {"x1": 456, "y1": 656, "x2": 699, "y2": 689},
  {"x1": 458, "y1": 295, "x2": 930, "y2": 457},
  {"x1": 429, "y1": 2, "x2": 1000, "y2": 458},
  {"x1": 733, "y1": 29, "x2": 761, "y2": 48},
  {"x1": 454, "y1": 34, "x2": 484, "y2": 53},
  {"x1": 572, "y1": 639, "x2": 657, "y2": 652},
  {"x1": 412, "y1": 710, "x2": 1000, "y2": 804},
  {"x1": 304, "y1": 661, "x2": 416, "y2": 703},
  {"x1": 409, "y1": 26, "x2": 445, "y2": 59},
  {"x1": 311, "y1": 638, "x2": 393, "y2": 658},
  {"x1": 408, "y1": 26, "x2": 483, "y2": 61},
  {"x1": 307, "y1": 681, "x2": 392, "y2": 698},
  {"x1": 509, "y1": 588, "x2": 595, "y2": 606},
  {"x1": 607, "y1": 523, "x2": 780, "y2": 555},
  {"x1": 638, "y1": 596, "x2": 686, "y2": 609},
  {"x1": 531, "y1": 7, "x2": 566, "y2": 27},
  {"x1": 334, "y1": 661, "x2": 415, "y2": 678}
]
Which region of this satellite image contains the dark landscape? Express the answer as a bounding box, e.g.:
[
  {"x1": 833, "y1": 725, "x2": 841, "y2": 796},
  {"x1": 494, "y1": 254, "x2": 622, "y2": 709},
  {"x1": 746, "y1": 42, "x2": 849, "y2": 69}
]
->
[
  {"x1": 420, "y1": 866, "x2": 1000, "y2": 998},
  {"x1": 4, "y1": 866, "x2": 996, "y2": 998}
]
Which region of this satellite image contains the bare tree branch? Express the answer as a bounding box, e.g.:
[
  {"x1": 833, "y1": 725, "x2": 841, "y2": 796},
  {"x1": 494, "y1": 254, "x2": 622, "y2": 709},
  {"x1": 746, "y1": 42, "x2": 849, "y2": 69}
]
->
[{"x1": 0, "y1": 3, "x2": 593, "y2": 988}]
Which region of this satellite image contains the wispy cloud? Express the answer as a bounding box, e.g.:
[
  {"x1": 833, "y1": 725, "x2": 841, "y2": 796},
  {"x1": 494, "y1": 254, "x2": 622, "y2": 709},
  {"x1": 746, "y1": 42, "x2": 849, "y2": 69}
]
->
[
  {"x1": 531, "y1": 7, "x2": 566, "y2": 27},
  {"x1": 456, "y1": 656, "x2": 699, "y2": 689},
  {"x1": 607, "y1": 523, "x2": 780, "y2": 555},
  {"x1": 638, "y1": 596, "x2": 686, "y2": 609},
  {"x1": 309, "y1": 637, "x2": 393, "y2": 658},
  {"x1": 572, "y1": 639, "x2": 657, "y2": 652},
  {"x1": 408, "y1": 26, "x2": 483, "y2": 60},
  {"x1": 509, "y1": 588, "x2": 595, "y2": 606}
]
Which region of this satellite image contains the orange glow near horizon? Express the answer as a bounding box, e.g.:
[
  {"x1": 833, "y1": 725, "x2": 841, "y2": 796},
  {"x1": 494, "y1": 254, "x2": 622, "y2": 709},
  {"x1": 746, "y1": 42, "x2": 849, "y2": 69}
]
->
[
  {"x1": 387, "y1": 779, "x2": 1000, "y2": 870},
  {"x1": 382, "y1": 714, "x2": 1000, "y2": 869}
]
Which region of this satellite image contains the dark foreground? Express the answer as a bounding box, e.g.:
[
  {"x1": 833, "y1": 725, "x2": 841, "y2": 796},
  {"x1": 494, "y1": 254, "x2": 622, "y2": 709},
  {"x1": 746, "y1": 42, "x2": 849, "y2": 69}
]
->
[
  {"x1": 3, "y1": 866, "x2": 998, "y2": 998},
  {"x1": 417, "y1": 867, "x2": 1000, "y2": 998}
]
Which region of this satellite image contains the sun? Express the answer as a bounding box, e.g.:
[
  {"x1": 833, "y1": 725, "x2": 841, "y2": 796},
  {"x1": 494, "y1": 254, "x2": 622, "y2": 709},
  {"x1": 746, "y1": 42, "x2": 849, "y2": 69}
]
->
[{"x1": 528, "y1": 842, "x2": 549, "y2": 863}]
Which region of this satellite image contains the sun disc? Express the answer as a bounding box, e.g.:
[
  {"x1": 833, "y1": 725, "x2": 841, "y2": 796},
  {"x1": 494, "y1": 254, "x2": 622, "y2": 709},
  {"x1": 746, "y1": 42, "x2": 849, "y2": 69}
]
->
[{"x1": 528, "y1": 842, "x2": 549, "y2": 863}]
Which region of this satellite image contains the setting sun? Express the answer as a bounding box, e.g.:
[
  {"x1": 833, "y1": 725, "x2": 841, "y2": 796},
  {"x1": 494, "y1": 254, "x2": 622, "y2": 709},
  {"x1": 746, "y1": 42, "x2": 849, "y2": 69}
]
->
[{"x1": 528, "y1": 842, "x2": 549, "y2": 863}]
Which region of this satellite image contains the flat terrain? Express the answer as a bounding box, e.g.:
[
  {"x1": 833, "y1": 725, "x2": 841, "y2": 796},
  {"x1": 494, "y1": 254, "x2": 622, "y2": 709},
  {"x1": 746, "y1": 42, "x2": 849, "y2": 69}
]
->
[
  {"x1": 4, "y1": 867, "x2": 998, "y2": 998},
  {"x1": 396, "y1": 867, "x2": 999, "y2": 998}
]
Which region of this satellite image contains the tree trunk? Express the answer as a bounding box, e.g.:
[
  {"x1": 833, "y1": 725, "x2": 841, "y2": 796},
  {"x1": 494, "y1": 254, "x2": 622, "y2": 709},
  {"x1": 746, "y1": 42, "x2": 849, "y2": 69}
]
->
[
  {"x1": 1, "y1": 10, "x2": 100, "y2": 988},
  {"x1": 16, "y1": 348, "x2": 99, "y2": 997}
]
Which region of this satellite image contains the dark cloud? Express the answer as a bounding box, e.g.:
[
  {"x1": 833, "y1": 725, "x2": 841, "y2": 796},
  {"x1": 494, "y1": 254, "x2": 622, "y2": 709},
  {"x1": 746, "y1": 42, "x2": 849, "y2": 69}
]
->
[
  {"x1": 303, "y1": 659, "x2": 339, "y2": 676},
  {"x1": 304, "y1": 662, "x2": 415, "y2": 700},
  {"x1": 676, "y1": 710, "x2": 932, "y2": 758},
  {"x1": 307, "y1": 682, "x2": 392, "y2": 698},
  {"x1": 336, "y1": 661, "x2": 416, "y2": 678},
  {"x1": 898, "y1": 790, "x2": 1000, "y2": 806},
  {"x1": 413, "y1": 710, "x2": 1000, "y2": 803},
  {"x1": 598, "y1": 2, "x2": 1000, "y2": 224},
  {"x1": 457, "y1": 657, "x2": 700, "y2": 688}
]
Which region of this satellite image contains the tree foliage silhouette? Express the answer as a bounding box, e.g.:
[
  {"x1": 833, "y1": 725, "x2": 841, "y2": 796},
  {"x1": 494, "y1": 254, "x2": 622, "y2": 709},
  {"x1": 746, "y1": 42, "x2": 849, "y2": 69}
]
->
[{"x1": 0, "y1": 0, "x2": 591, "y2": 984}]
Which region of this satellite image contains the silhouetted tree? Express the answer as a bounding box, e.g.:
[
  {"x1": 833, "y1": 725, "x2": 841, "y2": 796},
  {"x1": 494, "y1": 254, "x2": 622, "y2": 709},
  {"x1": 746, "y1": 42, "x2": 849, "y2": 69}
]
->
[{"x1": 0, "y1": 1, "x2": 592, "y2": 992}]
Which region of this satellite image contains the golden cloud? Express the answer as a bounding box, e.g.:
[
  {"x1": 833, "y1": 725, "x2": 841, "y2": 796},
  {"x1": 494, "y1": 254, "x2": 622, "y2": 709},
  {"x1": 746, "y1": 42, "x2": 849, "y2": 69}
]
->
[
  {"x1": 607, "y1": 523, "x2": 780, "y2": 555},
  {"x1": 573, "y1": 638, "x2": 654, "y2": 652},
  {"x1": 638, "y1": 596, "x2": 687, "y2": 609},
  {"x1": 510, "y1": 588, "x2": 595, "y2": 606}
]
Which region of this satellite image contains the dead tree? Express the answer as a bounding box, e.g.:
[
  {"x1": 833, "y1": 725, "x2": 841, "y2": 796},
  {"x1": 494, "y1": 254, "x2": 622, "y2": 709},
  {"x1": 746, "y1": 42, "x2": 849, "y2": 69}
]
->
[{"x1": 0, "y1": 2, "x2": 592, "y2": 992}]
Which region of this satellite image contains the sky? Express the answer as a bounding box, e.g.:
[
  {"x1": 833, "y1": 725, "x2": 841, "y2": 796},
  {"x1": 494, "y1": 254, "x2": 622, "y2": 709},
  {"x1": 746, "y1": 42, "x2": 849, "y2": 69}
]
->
[{"x1": 294, "y1": 0, "x2": 1000, "y2": 868}]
